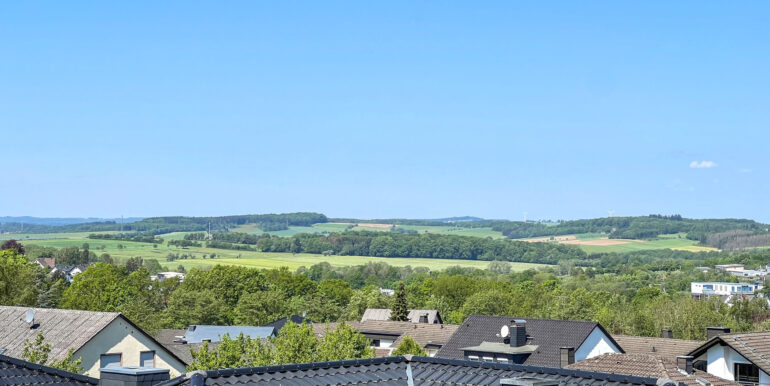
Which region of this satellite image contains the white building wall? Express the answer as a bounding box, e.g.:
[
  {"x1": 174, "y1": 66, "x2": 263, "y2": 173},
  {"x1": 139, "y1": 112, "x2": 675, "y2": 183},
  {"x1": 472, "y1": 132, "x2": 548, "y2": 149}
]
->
[
  {"x1": 575, "y1": 327, "x2": 622, "y2": 362},
  {"x1": 74, "y1": 318, "x2": 186, "y2": 378},
  {"x1": 698, "y1": 344, "x2": 770, "y2": 383}
]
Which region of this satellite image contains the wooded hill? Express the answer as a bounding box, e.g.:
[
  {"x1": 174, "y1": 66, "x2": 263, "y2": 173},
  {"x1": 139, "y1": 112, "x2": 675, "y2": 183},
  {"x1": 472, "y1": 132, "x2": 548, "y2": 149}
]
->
[{"x1": 0, "y1": 212, "x2": 327, "y2": 234}]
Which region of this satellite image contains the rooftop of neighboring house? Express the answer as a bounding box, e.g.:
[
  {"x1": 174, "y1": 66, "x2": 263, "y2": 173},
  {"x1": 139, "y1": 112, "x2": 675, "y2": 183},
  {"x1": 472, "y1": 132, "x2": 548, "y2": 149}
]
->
[
  {"x1": 182, "y1": 325, "x2": 275, "y2": 344},
  {"x1": 155, "y1": 329, "x2": 204, "y2": 365},
  {"x1": 54, "y1": 264, "x2": 89, "y2": 274},
  {"x1": 437, "y1": 315, "x2": 622, "y2": 367},
  {"x1": 688, "y1": 330, "x2": 770, "y2": 377},
  {"x1": 311, "y1": 320, "x2": 459, "y2": 355},
  {"x1": 567, "y1": 353, "x2": 739, "y2": 386},
  {"x1": 612, "y1": 335, "x2": 702, "y2": 360},
  {"x1": 0, "y1": 306, "x2": 121, "y2": 361},
  {"x1": 0, "y1": 306, "x2": 186, "y2": 368},
  {"x1": 265, "y1": 315, "x2": 311, "y2": 333},
  {"x1": 34, "y1": 257, "x2": 56, "y2": 269},
  {"x1": 361, "y1": 308, "x2": 442, "y2": 324},
  {"x1": 0, "y1": 353, "x2": 98, "y2": 386},
  {"x1": 155, "y1": 355, "x2": 664, "y2": 386}
]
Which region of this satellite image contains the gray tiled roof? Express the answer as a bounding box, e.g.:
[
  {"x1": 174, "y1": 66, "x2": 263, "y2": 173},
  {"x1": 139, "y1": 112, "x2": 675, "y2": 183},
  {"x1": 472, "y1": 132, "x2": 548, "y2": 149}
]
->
[
  {"x1": 155, "y1": 329, "x2": 198, "y2": 365},
  {"x1": 613, "y1": 335, "x2": 702, "y2": 360},
  {"x1": 437, "y1": 315, "x2": 622, "y2": 367},
  {"x1": 688, "y1": 331, "x2": 770, "y2": 377},
  {"x1": 0, "y1": 306, "x2": 120, "y2": 361},
  {"x1": 0, "y1": 353, "x2": 98, "y2": 385},
  {"x1": 312, "y1": 321, "x2": 458, "y2": 356},
  {"x1": 568, "y1": 353, "x2": 739, "y2": 386},
  {"x1": 156, "y1": 356, "x2": 662, "y2": 386},
  {"x1": 361, "y1": 309, "x2": 442, "y2": 324}
]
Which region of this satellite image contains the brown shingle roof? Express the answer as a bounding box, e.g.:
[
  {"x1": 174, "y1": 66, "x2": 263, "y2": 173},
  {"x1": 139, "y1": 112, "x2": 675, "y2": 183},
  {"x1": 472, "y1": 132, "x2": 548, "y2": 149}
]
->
[
  {"x1": 312, "y1": 321, "x2": 458, "y2": 357},
  {"x1": 0, "y1": 306, "x2": 119, "y2": 361},
  {"x1": 360, "y1": 309, "x2": 442, "y2": 324},
  {"x1": 688, "y1": 331, "x2": 770, "y2": 377},
  {"x1": 568, "y1": 353, "x2": 739, "y2": 386},
  {"x1": 613, "y1": 335, "x2": 702, "y2": 360}
]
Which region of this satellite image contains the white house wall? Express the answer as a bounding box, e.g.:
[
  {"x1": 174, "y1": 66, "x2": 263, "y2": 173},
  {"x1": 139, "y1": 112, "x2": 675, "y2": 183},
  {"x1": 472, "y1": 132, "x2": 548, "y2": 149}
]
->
[
  {"x1": 74, "y1": 318, "x2": 186, "y2": 378},
  {"x1": 698, "y1": 344, "x2": 770, "y2": 383},
  {"x1": 575, "y1": 327, "x2": 622, "y2": 362}
]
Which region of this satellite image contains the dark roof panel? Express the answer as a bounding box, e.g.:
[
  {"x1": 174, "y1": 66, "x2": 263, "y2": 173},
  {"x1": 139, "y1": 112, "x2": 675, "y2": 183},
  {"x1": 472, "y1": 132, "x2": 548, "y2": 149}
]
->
[
  {"x1": 0, "y1": 354, "x2": 98, "y2": 386},
  {"x1": 157, "y1": 356, "x2": 661, "y2": 386},
  {"x1": 437, "y1": 315, "x2": 620, "y2": 367}
]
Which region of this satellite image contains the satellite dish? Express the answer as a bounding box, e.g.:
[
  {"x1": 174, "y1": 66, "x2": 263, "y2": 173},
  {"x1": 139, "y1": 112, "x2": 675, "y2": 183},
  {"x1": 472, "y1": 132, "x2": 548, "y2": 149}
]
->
[
  {"x1": 25, "y1": 309, "x2": 35, "y2": 325},
  {"x1": 500, "y1": 325, "x2": 510, "y2": 338}
]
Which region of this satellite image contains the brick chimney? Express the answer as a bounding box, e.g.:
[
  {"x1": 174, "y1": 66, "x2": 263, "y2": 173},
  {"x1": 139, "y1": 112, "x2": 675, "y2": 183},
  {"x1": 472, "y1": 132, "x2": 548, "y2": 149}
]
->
[
  {"x1": 706, "y1": 327, "x2": 730, "y2": 340},
  {"x1": 99, "y1": 367, "x2": 169, "y2": 386},
  {"x1": 560, "y1": 347, "x2": 575, "y2": 367}
]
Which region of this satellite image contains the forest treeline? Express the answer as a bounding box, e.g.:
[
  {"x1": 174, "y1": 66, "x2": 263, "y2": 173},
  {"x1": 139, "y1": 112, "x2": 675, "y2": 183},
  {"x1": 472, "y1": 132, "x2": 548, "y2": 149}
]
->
[
  {"x1": 256, "y1": 231, "x2": 586, "y2": 264},
  {"x1": 703, "y1": 230, "x2": 770, "y2": 251},
  {"x1": 482, "y1": 216, "x2": 766, "y2": 241},
  {"x1": 317, "y1": 215, "x2": 768, "y2": 242}
]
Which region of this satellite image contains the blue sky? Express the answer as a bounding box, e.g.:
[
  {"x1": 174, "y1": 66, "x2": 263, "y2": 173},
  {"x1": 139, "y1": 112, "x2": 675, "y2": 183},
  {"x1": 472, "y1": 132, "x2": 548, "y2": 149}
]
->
[{"x1": 1, "y1": 2, "x2": 768, "y2": 221}]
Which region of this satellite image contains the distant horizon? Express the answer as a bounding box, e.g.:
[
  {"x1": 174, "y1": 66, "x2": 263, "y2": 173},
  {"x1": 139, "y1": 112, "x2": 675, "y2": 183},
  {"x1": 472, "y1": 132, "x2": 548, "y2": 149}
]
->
[{"x1": 1, "y1": 212, "x2": 767, "y2": 224}]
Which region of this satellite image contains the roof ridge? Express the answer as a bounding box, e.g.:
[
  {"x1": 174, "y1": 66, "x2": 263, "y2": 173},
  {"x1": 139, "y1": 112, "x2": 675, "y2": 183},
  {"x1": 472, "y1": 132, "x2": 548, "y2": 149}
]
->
[
  {"x1": 0, "y1": 353, "x2": 99, "y2": 384},
  {"x1": 466, "y1": 314, "x2": 598, "y2": 324}
]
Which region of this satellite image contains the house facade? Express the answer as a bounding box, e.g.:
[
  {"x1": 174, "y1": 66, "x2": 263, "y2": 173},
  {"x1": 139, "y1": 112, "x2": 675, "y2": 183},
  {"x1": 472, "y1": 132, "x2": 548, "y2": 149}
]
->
[
  {"x1": 690, "y1": 282, "x2": 761, "y2": 299},
  {"x1": 0, "y1": 306, "x2": 187, "y2": 378},
  {"x1": 688, "y1": 330, "x2": 770, "y2": 385}
]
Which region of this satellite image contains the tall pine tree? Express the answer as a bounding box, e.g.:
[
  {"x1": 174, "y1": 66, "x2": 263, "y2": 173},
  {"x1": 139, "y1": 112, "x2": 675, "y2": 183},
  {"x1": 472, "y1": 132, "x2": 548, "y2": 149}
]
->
[{"x1": 390, "y1": 282, "x2": 409, "y2": 321}]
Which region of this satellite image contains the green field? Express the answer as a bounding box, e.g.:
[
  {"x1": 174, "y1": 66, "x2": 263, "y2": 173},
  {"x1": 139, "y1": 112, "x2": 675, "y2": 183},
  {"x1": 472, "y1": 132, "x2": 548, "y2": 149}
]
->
[
  {"x1": 515, "y1": 233, "x2": 719, "y2": 254},
  {"x1": 17, "y1": 235, "x2": 546, "y2": 272}
]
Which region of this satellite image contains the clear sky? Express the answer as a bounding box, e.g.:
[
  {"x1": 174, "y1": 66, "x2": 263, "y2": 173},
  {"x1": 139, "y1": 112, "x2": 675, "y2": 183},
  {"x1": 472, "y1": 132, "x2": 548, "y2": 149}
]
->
[{"x1": 1, "y1": 2, "x2": 768, "y2": 221}]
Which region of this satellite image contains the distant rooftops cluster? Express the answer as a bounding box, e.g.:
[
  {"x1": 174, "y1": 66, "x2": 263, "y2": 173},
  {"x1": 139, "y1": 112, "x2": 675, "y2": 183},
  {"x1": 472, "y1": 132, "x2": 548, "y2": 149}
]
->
[{"x1": 0, "y1": 304, "x2": 767, "y2": 386}]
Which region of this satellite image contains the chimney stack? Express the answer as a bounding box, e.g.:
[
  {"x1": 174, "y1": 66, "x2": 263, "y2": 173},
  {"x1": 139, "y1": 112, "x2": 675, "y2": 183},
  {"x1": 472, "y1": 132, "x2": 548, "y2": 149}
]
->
[
  {"x1": 706, "y1": 327, "x2": 730, "y2": 340},
  {"x1": 99, "y1": 367, "x2": 169, "y2": 386},
  {"x1": 661, "y1": 329, "x2": 673, "y2": 339},
  {"x1": 560, "y1": 347, "x2": 575, "y2": 367},
  {"x1": 510, "y1": 320, "x2": 527, "y2": 348},
  {"x1": 676, "y1": 356, "x2": 694, "y2": 374}
]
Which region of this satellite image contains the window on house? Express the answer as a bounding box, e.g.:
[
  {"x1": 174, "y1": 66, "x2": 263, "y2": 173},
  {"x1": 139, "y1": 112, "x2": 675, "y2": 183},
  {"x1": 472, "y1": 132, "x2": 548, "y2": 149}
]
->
[
  {"x1": 140, "y1": 351, "x2": 155, "y2": 368},
  {"x1": 497, "y1": 358, "x2": 509, "y2": 364},
  {"x1": 734, "y1": 363, "x2": 759, "y2": 384},
  {"x1": 100, "y1": 353, "x2": 122, "y2": 368},
  {"x1": 468, "y1": 355, "x2": 479, "y2": 361},
  {"x1": 693, "y1": 360, "x2": 707, "y2": 372},
  {"x1": 482, "y1": 356, "x2": 494, "y2": 362}
]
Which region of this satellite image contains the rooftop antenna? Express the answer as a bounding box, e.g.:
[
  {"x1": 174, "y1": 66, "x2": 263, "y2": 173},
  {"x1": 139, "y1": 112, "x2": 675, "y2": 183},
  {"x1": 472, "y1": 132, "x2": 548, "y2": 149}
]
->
[
  {"x1": 607, "y1": 210, "x2": 615, "y2": 217},
  {"x1": 25, "y1": 308, "x2": 35, "y2": 327}
]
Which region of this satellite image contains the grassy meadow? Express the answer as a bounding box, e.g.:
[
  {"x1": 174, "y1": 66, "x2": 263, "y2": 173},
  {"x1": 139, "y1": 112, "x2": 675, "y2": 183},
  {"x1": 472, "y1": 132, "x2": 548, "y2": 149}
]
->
[
  {"x1": 7, "y1": 224, "x2": 720, "y2": 273},
  {"x1": 15, "y1": 232, "x2": 546, "y2": 272}
]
